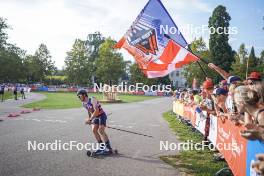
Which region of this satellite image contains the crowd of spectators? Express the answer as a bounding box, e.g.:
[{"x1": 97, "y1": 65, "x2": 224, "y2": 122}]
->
[{"x1": 173, "y1": 63, "x2": 264, "y2": 175}]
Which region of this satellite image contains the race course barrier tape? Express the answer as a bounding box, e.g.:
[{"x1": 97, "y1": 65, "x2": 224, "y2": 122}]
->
[{"x1": 173, "y1": 101, "x2": 264, "y2": 176}]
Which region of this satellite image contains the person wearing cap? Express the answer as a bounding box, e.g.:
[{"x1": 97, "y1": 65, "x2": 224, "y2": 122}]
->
[
  {"x1": 246, "y1": 72, "x2": 264, "y2": 104},
  {"x1": 77, "y1": 89, "x2": 113, "y2": 155},
  {"x1": 212, "y1": 88, "x2": 228, "y2": 121},
  {"x1": 201, "y1": 79, "x2": 215, "y2": 114},
  {"x1": 247, "y1": 71, "x2": 262, "y2": 84},
  {"x1": 200, "y1": 79, "x2": 216, "y2": 141},
  {"x1": 227, "y1": 76, "x2": 242, "y2": 85}
]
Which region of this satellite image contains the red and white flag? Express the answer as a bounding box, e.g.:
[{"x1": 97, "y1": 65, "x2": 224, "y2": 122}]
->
[{"x1": 115, "y1": 0, "x2": 199, "y2": 78}]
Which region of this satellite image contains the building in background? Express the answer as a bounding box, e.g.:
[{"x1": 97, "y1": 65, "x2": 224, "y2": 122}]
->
[{"x1": 169, "y1": 68, "x2": 187, "y2": 88}]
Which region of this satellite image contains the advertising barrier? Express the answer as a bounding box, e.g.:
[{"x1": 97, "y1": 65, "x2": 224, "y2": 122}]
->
[{"x1": 173, "y1": 100, "x2": 264, "y2": 176}]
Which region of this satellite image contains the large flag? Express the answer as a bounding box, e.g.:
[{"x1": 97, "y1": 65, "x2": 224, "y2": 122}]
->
[{"x1": 115, "y1": 0, "x2": 199, "y2": 78}]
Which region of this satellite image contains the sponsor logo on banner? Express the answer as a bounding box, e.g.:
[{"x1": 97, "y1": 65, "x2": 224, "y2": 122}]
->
[{"x1": 217, "y1": 119, "x2": 247, "y2": 176}]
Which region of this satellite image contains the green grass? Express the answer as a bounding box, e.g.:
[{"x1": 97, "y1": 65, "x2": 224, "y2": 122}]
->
[
  {"x1": 118, "y1": 93, "x2": 160, "y2": 103},
  {"x1": 22, "y1": 92, "x2": 159, "y2": 109},
  {"x1": 160, "y1": 111, "x2": 231, "y2": 176},
  {"x1": 1, "y1": 91, "x2": 21, "y2": 101}
]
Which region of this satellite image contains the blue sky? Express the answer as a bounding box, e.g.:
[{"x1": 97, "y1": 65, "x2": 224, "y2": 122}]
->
[{"x1": 0, "y1": 0, "x2": 263, "y2": 69}]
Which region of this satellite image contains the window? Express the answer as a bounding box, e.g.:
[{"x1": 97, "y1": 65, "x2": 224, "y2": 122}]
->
[{"x1": 176, "y1": 71, "x2": 180, "y2": 77}]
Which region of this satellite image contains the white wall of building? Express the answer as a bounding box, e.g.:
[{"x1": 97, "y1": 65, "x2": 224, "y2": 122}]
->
[{"x1": 169, "y1": 68, "x2": 186, "y2": 88}]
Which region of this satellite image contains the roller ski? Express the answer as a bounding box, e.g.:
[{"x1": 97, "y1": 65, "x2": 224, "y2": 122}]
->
[{"x1": 87, "y1": 149, "x2": 118, "y2": 157}]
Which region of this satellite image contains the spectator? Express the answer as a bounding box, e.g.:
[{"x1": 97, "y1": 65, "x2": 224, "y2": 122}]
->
[
  {"x1": 0, "y1": 84, "x2": 5, "y2": 102},
  {"x1": 248, "y1": 82, "x2": 264, "y2": 104},
  {"x1": 13, "y1": 85, "x2": 18, "y2": 100},
  {"x1": 225, "y1": 78, "x2": 243, "y2": 115},
  {"x1": 200, "y1": 79, "x2": 215, "y2": 141},
  {"x1": 179, "y1": 89, "x2": 187, "y2": 102},
  {"x1": 212, "y1": 88, "x2": 228, "y2": 121},
  {"x1": 233, "y1": 86, "x2": 264, "y2": 126},
  {"x1": 193, "y1": 89, "x2": 203, "y2": 105},
  {"x1": 20, "y1": 87, "x2": 26, "y2": 99},
  {"x1": 219, "y1": 80, "x2": 228, "y2": 91},
  {"x1": 186, "y1": 89, "x2": 194, "y2": 104},
  {"x1": 201, "y1": 79, "x2": 215, "y2": 114},
  {"x1": 247, "y1": 71, "x2": 262, "y2": 85}
]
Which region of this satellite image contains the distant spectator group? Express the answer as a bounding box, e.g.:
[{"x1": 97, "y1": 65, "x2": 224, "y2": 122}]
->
[
  {"x1": 0, "y1": 84, "x2": 28, "y2": 102},
  {"x1": 173, "y1": 63, "x2": 264, "y2": 175}
]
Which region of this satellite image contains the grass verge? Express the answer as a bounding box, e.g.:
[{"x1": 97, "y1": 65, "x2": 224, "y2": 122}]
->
[
  {"x1": 23, "y1": 92, "x2": 160, "y2": 109},
  {"x1": 160, "y1": 111, "x2": 230, "y2": 176}
]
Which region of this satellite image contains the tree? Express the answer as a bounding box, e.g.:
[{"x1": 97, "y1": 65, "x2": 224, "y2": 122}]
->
[
  {"x1": 208, "y1": 5, "x2": 234, "y2": 82},
  {"x1": 0, "y1": 17, "x2": 27, "y2": 82},
  {"x1": 230, "y1": 54, "x2": 247, "y2": 80},
  {"x1": 238, "y1": 43, "x2": 247, "y2": 64},
  {"x1": 260, "y1": 50, "x2": 264, "y2": 65},
  {"x1": 86, "y1": 32, "x2": 105, "y2": 83},
  {"x1": 0, "y1": 17, "x2": 9, "y2": 48},
  {"x1": 183, "y1": 37, "x2": 215, "y2": 86},
  {"x1": 35, "y1": 43, "x2": 56, "y2": 77},
  {"x1": 23, "y1": 44, "x2": 56, "y2": 83},
  {"x1": 86, "y1": 32, "x2": 104, "y2": 62},
  {"x1": 245, "y1": 46, "x2": 259, "y2": 75},
  {"x1": 95, "y1": 38, "x2": 125, "y2": 85},
  {"x1": 0, "y1": 42, "x2": 27, "y2": 82},
  {"x1": 65, "y1": 39, "x2": 92, "y2": 86}
]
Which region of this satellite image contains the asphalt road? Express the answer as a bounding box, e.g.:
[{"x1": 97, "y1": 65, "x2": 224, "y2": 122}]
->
[
  {"x1": 0, "y1": 94, "x2": 182, "y2": 176},
  {"x1": 0, "y1": 92, "x2": 46, "y2": 117}
]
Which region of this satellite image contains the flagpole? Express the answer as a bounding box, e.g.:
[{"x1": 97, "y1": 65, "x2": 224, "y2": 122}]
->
[
  {"x1": 187, "y1": 45, "x2": 208, "y2": 78},
  {"x1": 164, "y1": 34, "x2": 208, "y2": 78}
]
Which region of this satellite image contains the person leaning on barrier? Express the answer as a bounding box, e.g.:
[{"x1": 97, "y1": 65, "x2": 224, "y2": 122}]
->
[
  {"x1": 212, "y1": 88, "x2": 228, "y2": 122},
  {"x1": 245, "y1": 71, "x2": 263, "y2": 102},
  {"x1": 179, "y1": 89, "x2": 187, "y2": 102},
  {"x1": 200, "y1": 78, "x2": 215, "y2": 141},
  {"x1": 233, "y1": 86, "x2": 264, "y2": 127},
  {"x1": 186, "y1": 89, "x2": 194, "y2": 105},
  {"x1": 225, "y1": 76, "x2": 245, "y2": 124},
  {"x1": 246, "y1": 71, "x2": 262, "y2": 85},
  {"x1": 200, "y1": 79, "x2": 216, "y2": 115}
]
